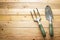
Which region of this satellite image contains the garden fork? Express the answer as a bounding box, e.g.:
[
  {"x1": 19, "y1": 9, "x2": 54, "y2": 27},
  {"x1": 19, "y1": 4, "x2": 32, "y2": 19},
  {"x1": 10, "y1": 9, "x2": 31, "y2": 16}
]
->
[{"x1": 30, "y1": 8, "x2": 46, "y2": 37}]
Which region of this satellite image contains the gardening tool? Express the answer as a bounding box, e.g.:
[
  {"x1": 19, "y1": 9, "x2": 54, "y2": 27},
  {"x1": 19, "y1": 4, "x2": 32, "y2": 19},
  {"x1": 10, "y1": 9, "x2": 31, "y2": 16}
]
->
[
  {"x1": 45, "y1": 5, "x2": 54, "y2": 37},
  {"x1": 30, "y1": 8, "x2": 46, "y2": 37}
]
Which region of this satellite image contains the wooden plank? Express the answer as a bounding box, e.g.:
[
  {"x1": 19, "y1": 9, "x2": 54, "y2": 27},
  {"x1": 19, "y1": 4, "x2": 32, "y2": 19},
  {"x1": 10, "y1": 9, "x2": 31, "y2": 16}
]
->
[
  {"x1": 0, "y1": 16, "x2": 60, "y2": 28},
  {"x1": 0, "y1": 2, "x2": 60, "y2": 9},
  {"x1": 0, "y1": 16, "x2": 60, "y2": 21},
  {"x1": 0, "y1": 20, "x2": 60, "y2": 28},
  {"x1": 0, "y1": 2, "x2": 60, "y2": 15},
  {"x1": 0, "y1": 0, "x2": 60, "y2": 3},
  {"x1": 0, "y1": 28, "x2": 60, "y2": 40},
  {"x1": 0, "y1": 9, "x2": 60, "y2": 15}
]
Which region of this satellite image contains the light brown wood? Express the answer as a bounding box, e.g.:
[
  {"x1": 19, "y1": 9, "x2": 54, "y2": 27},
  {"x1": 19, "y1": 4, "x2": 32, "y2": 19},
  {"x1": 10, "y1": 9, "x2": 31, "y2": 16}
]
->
[
  {"x1": 0, "y1": 9, "x2": 60, "y2": 15},
  {"x1": 0, "y1": 15, "x2": 60, "y2": 40},
  {"x1": 0, "y1": 28, "x2": 60, "y2": 40},
  {"x1": 0, "y1": 0, "x2": 60, "y2": 40},
  {"x1": 0, "y1": 16, "x2": 60, "y2": 28},
  {"x1": 0, "y1": 0, "x2": 60, "y2": 3},
  {"x1": 0, "y1": 2, "x2": 60, "y2": 9},
  {"x1": 0, "y1": 2, "x2": 60, "y2": 15}
]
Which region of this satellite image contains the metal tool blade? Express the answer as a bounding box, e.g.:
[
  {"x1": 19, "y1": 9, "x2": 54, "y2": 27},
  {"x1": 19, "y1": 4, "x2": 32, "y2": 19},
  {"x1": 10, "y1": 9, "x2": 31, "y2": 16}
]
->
[{"x1": 45, "y1": 5, "x2": 53, "y2": 21}]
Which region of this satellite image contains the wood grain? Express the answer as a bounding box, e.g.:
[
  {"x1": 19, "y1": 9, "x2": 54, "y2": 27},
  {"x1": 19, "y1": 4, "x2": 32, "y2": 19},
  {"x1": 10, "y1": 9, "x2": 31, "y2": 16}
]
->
[
  {"x1": 0, "y1": 0, "x2": 60, "y2": 40},
  {"x1": 0, "y1": 28, "x2": 60, "y2": 40},
  {"x1": 0, "y1": 0, "x2": 60, "y2": 3},
  {"x1": 0, "y1": 15, "x2": 60, "y2": 40},
  {"x1": 0, "y1": 16, "x2": 60, "y2": 28},
  {"x1": 0, "y1": 2, "x2": 60, "y2": 9},
  {"x1": 0, "y1": 9, "x2": 60, "y2": 16}
]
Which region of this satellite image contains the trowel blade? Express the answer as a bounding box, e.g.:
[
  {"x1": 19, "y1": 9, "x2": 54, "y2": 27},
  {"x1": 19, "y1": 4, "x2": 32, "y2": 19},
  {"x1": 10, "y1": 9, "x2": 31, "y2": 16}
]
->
[{"x1": 45, "y1": 5, "x2": 53, "y2": 21}]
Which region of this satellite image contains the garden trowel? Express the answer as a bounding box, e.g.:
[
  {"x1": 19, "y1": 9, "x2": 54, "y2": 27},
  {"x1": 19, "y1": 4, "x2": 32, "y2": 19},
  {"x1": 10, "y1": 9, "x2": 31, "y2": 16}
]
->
[{"x1": 45, "y1": 5, "x2": 54, "y2": 37}]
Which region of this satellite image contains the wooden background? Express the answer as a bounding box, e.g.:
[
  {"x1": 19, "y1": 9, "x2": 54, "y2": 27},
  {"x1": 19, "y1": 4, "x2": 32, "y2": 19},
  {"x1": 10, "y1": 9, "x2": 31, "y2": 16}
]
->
[{"x1": 0, "y1": 0, "x2": 60, "y2": 40}]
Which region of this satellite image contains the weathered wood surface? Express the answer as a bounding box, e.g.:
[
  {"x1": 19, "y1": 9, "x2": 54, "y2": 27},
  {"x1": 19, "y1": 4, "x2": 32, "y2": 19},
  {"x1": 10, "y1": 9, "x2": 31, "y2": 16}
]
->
[
  {"x1": 0, "y1": 0, "x2": 60, "y2": 40},
  {"x1": 0, "y1": 15, "x2": 60, "y2": 40},
  {"x1": 0, "y1": 2, "x2": 60, "y2": 9},
  {"x1": 0, "y1": 0, "x2": 60, "y2": 3},
  {"x1": 0, "y1": 9, "x2": 60, "y2": 16}
]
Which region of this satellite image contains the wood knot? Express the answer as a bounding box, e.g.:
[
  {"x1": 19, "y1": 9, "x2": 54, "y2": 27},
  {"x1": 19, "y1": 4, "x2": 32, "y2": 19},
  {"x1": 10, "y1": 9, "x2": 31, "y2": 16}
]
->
[
  {"x1": 33, "y1": 39, "x2": 35, "y2": 40},
  {"x1": 1, "y1": 28, "x2": 3, "y2": 31}
]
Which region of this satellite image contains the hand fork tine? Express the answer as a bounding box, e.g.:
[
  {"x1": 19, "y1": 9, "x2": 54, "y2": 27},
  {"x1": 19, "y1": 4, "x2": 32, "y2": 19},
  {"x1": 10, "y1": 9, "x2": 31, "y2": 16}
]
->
[{"x1": 36, "y1": 8, "x2": 40, "y2": 17}]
